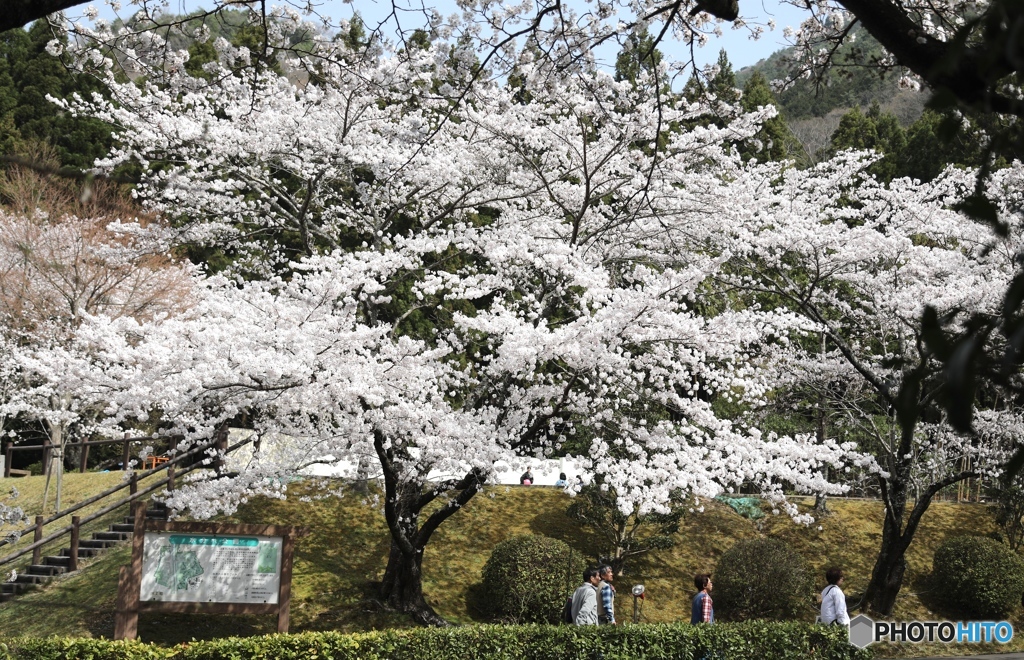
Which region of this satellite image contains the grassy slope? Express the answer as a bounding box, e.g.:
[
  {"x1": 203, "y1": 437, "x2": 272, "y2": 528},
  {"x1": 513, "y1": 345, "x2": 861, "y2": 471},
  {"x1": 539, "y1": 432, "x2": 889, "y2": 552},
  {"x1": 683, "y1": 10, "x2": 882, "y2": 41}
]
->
[
  {"x1": 0, "y1": 476, "x2": 1018, "y2": 657},
  {"x1": 0, "y1": 473, "x2": 163, "y2": 570}
]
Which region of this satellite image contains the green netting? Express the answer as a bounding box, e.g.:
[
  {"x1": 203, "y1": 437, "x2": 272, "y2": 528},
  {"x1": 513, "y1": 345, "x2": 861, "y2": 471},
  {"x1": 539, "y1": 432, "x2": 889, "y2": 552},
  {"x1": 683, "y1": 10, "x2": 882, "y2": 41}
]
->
[{"x1": 715, "y1": 496, "x2": 765, "y2": 519}]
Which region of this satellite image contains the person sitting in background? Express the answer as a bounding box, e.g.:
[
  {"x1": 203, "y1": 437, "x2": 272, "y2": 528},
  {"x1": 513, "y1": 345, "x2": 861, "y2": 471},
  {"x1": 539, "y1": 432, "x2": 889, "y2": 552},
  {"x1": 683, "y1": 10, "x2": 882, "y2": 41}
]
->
[
  {"x1": 554, "y1": 472, "x2": 567, "y2": 487},
  {"x1": 520, "y1": 468, "x2": 534, "y2": 485}
]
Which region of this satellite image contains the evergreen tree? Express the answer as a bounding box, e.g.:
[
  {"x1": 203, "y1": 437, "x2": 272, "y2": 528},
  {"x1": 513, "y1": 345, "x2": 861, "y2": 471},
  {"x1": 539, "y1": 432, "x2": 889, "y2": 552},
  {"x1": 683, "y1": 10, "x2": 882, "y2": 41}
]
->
[
  {"x1": 709, "y1": 49, "x2": 739, "y2": 105},
  {"x1": 739, "y1": 71, "x2": 803, "y2": 164},
  {"x1": 826, "y1": 102, "x2": 905, "y2": 183},
  {"x1": 899, "y1": 109, "x2": 998, "y2": 182},
  {"x1": 0, "y1": 22, "x2": 111, "y2": 168},
  {"x1": 614, "y1": 29, "x2": 666, "y2": 91},
  {"x1": 683, "y1": 50, "x2": 740, "y2": 109},
  {"x1": 230, "y1": 21, "x2": 284, "y2": 76}
]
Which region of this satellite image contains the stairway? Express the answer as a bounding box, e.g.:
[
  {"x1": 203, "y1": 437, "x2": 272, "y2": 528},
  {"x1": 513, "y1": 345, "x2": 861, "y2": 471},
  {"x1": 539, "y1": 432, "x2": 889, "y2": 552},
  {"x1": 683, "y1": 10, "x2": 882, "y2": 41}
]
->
[{"x1": 0, "y1": 503, "x2": 167, "y2": 604}]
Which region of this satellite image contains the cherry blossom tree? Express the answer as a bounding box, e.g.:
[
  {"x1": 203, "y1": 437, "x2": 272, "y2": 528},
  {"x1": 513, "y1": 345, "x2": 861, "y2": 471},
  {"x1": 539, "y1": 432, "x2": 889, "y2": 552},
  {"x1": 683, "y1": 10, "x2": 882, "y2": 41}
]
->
[
  {"x1": 0, "y1": 162, "x2": 194, "y2": 512},
  {"x1": 32, "y1": 45, "x2": 875, "y2": 624},
  {"x1": 713, "y1": 152, "x2": 1024, "y2": 614}
]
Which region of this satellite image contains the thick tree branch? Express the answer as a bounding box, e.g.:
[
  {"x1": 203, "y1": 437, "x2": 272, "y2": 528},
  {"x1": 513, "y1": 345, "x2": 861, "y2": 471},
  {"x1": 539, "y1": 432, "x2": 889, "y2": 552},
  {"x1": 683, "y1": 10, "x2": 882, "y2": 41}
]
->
[
  {"x1": 414, "y1": 469, "x2": 482, "y2": 548},
  {"x1": 903, "y1": 469, "x2": 979, "y2": 542},
  {"x1": 1, "y1": 1, "x2": 83, "y2": 34},
  {"x1": 836, "y1": 0, "x2": 1018, "y2": 114}
]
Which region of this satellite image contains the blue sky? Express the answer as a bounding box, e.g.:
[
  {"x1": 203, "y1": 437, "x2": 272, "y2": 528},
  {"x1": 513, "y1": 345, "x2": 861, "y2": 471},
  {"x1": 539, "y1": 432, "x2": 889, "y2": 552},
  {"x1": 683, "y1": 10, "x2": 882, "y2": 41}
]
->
[{"x1": 90, "y1": 0, "x2": 808, "y2": 72}]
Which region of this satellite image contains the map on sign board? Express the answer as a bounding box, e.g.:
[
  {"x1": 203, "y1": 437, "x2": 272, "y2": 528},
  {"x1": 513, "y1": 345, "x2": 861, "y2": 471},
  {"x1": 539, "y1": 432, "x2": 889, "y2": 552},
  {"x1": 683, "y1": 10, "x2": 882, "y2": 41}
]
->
[{"x1": 140, "y1": 532, "x2": 282, "y2": 604}]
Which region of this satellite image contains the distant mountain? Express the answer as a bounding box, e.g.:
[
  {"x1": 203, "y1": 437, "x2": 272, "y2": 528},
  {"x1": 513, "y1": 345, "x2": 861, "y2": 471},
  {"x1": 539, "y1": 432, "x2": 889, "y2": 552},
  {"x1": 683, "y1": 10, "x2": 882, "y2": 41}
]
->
[{"x1": 736, "y1": 24, "x2": 926, "y2": 126}]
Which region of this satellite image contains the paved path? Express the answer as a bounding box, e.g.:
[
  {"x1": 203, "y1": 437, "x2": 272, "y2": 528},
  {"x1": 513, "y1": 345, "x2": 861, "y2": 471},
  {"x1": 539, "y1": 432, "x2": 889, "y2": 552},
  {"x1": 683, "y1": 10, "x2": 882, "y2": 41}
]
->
[{"x1": 881, "y1": 654, "x2": 1024, "y2": 659}]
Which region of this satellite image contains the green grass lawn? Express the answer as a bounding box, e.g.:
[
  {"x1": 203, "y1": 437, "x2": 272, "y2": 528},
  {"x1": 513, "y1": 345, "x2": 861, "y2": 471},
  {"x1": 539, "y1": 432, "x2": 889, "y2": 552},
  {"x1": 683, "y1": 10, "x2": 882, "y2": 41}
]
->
[{"x1": 0, "y1": 475, "x2": 1020, "y2": 657}]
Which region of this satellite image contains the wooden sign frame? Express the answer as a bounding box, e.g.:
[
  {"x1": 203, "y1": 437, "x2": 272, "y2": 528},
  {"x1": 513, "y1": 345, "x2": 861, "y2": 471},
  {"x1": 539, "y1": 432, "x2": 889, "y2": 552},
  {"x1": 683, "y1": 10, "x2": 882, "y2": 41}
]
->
[{"x1": 114, "y1": 501, "x2": 307, "y2": 640}]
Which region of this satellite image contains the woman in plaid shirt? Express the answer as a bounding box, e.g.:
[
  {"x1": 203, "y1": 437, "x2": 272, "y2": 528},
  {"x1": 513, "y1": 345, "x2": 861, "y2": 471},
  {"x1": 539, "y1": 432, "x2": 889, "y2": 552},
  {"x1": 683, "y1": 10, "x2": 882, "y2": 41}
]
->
[{"x1": 690, "y1": 574, "x2": 714, "y2": 624}]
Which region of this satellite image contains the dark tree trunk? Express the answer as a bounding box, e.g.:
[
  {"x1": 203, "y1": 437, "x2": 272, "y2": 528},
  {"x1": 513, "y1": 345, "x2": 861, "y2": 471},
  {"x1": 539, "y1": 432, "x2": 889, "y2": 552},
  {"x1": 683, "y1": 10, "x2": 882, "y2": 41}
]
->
[
  {"x1": 865, "y1": 533, "x2": 908, "y2": 615},
  {"x1": 379, "y1": 538, "x2": 448, "y2": 626},
  {"x1": 860, "y1": 423, "x2": 976, "y2": 615},
  {"x1": 863, "y1": 474, "x2": 910, "y2": 615},
  {"x1": 372, "y1": 429, "x2": 483, "y2": 626}
]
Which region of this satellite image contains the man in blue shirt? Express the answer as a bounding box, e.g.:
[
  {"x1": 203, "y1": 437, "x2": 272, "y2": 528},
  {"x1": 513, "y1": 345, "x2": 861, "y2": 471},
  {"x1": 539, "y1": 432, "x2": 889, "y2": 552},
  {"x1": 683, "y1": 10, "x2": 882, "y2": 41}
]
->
[{"x1": 597, "y1": 564, "x2": 616, "y2": 625}]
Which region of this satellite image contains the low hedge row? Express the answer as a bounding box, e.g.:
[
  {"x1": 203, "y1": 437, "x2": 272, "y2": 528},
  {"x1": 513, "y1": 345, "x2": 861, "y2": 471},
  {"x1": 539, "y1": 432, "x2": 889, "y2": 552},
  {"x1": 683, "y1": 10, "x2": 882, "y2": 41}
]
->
[{"x1": 2, "y1": 622, "x2": 868, "y2": 660}]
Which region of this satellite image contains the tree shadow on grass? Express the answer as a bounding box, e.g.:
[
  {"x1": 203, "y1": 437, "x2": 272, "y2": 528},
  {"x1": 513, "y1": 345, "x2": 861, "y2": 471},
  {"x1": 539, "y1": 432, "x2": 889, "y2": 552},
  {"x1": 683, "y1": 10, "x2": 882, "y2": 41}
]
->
[
  {"x1": 463, "y1": 580, "x2": 494, "y2": 623},
  {"x1": 912, "y1": 570, "x2": 963, "y2": 621},
  {"x1": 527, "y1": 506, "x2": 602, "y2": 562},
  {"x1": 137, "y1": 612, "x2": 274, "y2": 645},
  {"x1": 302, "y1": 583, "x2": 416, "y2": 633}
]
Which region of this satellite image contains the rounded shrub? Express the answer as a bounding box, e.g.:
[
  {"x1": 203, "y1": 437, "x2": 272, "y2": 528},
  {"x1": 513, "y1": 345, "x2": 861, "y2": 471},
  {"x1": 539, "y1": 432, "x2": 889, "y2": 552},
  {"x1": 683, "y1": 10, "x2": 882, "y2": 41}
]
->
[
  {"x1": 713, "y1": 536, "x2": 814, "y2": 621},
  {"x1": 932, "y1": 535, "x2": 1024, "y2": 618},
  {"x1": 480, "y1": 534, "x2": 588, "y2": 624}
]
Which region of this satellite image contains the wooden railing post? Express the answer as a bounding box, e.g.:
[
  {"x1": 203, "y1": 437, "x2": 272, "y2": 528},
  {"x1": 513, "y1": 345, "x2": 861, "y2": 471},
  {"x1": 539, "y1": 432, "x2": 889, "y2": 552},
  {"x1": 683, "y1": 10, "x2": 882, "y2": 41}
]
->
[
  {"x1": 167, "y1": 466, "x2": 175, "y2": 491},
  {"x1": 69, "y1": 516, "x2": 80, "y2": 572},
  {"x1": 41, "y1": 438, "x2": 51, "y2": 478},
  {"x1": 3, "y1": 440, "x2": 10, "y2": 478},
  {"x1": 31, "y1": 515, "x2": 43, "y2": 565},
  {"x1": 277, "y1": 532, "x2": 296, "y2": 633},
  {"x1": 79, "y1": 442, "x2": 89, "y2": 473},
  {"x1": 121, "y1": 436, "x2": 131, "y2": 471},
  {"x1": 114, "y1": 500, "x2": 146, "y2": 640},
  {"x1": 130, "y1": 473, "x2": 138, "y2": 497}
]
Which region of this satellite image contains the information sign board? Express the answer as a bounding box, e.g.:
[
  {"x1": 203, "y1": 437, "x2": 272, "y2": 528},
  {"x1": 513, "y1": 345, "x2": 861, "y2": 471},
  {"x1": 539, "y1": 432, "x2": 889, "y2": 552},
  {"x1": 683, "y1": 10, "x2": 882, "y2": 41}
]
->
[{"x1": 141, "y1": 532, "x2": 283, "y2": 604}]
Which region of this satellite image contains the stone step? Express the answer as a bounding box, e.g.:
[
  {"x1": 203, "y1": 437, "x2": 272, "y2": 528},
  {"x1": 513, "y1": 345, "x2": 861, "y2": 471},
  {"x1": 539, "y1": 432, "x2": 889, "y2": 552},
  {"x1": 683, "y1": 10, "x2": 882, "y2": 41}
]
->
[
  {"x1": 26, "y1": 564, "x2": 65, "y2": 577},
  {"x1": 15, "y1": 574, "x2": 50, "y2": 585},
  {"x1": 44, "y1": 555, "x2": 71, "y2": 567},
  {"x1": 79, "y1": 539, "x2": 119, "y2": 549},
  {"x1": 124, "y1": 507, "x2": 168, "y2": 526},
  {"x1": 0, "y1": 582, "x2": 24, "y2": 595},
  {"x1": 60, "y1": 547, "x2": 101, "y2": 558}
]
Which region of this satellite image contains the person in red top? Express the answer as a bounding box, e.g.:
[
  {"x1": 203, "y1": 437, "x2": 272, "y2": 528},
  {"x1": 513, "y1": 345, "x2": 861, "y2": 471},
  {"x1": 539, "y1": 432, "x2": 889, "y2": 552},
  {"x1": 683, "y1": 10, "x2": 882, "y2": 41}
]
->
[{"x1": 690, "y1": 574, "x2": 714, "y2": 624}]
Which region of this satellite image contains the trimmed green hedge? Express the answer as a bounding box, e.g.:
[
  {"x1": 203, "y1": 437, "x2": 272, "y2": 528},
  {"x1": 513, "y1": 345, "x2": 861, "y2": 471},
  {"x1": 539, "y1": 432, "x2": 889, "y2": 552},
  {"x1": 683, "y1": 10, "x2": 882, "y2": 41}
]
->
[
  {"x1": 481, "y1": 534, "x2": 586, "y2": 623},
  {"x1": 1, "y1": 622, "x2": 868, "y2": 660},
  {"x1": 932, "y1": 535, "x2": 1024, "y2": 618}
]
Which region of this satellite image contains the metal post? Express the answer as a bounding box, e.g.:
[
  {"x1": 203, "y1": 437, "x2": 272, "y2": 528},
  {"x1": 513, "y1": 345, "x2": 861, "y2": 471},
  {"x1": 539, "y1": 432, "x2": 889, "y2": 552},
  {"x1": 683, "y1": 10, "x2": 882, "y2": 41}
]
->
[
  {"x1": 69, "y1": 516, "x2": 81, "y2": 572},
  {"x1": 31, "y1": 515, "x2": 43, "y2": 565}
]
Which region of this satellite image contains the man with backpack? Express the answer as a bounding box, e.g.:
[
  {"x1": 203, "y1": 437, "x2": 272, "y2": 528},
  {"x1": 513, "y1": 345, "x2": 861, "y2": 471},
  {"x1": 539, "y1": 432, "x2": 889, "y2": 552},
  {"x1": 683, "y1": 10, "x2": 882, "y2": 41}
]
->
[{"x1": 570, "y1": 567, "x2": 601, "y2": 625}]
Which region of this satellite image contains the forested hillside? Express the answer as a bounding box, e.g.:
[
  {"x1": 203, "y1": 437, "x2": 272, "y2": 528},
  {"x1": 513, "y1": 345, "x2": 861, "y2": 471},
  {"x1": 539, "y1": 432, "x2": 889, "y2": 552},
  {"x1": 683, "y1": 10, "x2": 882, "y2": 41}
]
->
[{"x1": 737, "y1": 25, "x2": 922, "y2": 123}]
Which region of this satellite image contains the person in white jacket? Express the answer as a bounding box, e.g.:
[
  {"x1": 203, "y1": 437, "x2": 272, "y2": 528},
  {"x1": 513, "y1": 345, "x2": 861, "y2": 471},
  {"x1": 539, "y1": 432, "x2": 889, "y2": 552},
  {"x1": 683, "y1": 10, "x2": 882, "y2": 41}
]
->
[
  {"x1": 820, "y1": 567, "x2": 850, "y2": 626},
  {"x1": 571, "y1": 567, "x2": 601, "y2": 625}
]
